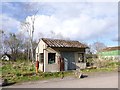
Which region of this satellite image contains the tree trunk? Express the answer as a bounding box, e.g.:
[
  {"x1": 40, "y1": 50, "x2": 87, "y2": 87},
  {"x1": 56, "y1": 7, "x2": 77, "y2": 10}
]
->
[
  {"x1": 28, "y1": 48, "x2": 29, "y2": 62},
  {"x1": 30, "y1": 37, "x2": 34, "y2": 63},
  {"x1": 31, "y1": 19, "x2": 35, "y2": 63}
]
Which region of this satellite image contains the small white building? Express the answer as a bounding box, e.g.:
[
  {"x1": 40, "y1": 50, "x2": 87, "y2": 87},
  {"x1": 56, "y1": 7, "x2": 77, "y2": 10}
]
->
[
  {"x1": 35, "y1": 38, "x2": 88, "y2": 72},
  {"x1": 1, "y1": 53, "x2": 11, "y2": 61}
]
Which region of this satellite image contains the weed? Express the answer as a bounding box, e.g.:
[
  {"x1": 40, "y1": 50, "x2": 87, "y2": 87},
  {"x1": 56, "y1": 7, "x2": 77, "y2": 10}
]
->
[{"x1": 1, "y1": 60, "x2": 119, "y2": 84}]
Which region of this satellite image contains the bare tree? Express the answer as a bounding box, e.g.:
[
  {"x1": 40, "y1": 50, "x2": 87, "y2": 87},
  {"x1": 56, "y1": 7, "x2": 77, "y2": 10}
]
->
[
  {"x1": 0, "y1": 30, "x2": 10, "y2": 54},
  {"x1": 4, "y1": 33, "x2": 18, "y2": 60},
  {"x1": 0, "y1": 30, "x2": 4, "y2": 54},
  {"x1": 20, "y1": 3, "x2": 39, "y2": 62},
  {"x1": 21, "y1": 15, "x2": 37, "y2": 62},
  {"x1": 2, "y1": 31, "x2": 26, "y2": 60},
  {"x1": 21, "y1": 22, "x2": 31, "y2": 61},
  {"x1": 90, "y1": 42, "x2": 107, "y2": 54}
]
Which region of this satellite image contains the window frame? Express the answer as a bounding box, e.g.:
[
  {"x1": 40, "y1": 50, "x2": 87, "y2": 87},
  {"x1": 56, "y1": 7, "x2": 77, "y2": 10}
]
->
[
  {"x1": 48, "y1": 53, "x2": 56, "y2": 64},
  {"x1": 39, "y1": 53, "x2": 44, "y2": 63},
  {"x1": 78, "y1": 53, "x2": 84, "y2": 63}
]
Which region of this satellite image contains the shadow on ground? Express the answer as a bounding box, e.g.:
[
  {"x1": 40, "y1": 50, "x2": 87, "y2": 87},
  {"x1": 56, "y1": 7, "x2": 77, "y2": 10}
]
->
[
  {"x1": 0, "y1": 82, "x2": 16, "y2": 87},
  {"x1": 80, "y1": 74, "x2": 88, "y2": 78}
]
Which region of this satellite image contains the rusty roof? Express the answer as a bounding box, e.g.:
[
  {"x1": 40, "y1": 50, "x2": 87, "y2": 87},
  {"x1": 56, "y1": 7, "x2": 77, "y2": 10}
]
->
[
  {"x1": 100, "y1": 46, "x2": 120, "y2": 52},
  {"x1": 41, "y1": 38, "x2": 88, "y2": 48}
]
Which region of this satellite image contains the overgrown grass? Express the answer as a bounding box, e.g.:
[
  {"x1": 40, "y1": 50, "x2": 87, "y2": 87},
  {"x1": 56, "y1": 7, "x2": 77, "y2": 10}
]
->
[
  {"x1": 1, "y1": 60, "x2": 37, "y2": 83},
  {"x1": 1, "y1": 60, "x2": 119, "y2": 84},
  {"x1": 81, "y1": 61, "x2": 119, "y2": 73},
  {"x1": 1, "y1": 60, "x2": 74, "y2": 84}
]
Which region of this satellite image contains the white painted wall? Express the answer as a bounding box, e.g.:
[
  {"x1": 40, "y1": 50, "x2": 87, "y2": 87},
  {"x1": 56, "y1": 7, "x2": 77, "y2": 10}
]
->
[
  {"x1": 36, "y1": 40, "x2": 47, "y2": 71},
  {"x1": 36, "y1": 40, "x2": 60, "y2": 72}
]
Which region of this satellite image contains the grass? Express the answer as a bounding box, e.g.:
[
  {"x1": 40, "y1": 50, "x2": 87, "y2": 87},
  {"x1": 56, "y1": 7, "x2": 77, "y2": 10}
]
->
[
  {"x1": 1, "y1": 60, "x2": 74, "y2": 84},
  {"x1": 1, "y1": 60, "x2": 119, "y2": 84},
  {"x1": 1, "y1": 60, "x2": 37, "y2": 83},
  {"x1": 81, "y1": 61, "x2": 119, "y2": 74}
]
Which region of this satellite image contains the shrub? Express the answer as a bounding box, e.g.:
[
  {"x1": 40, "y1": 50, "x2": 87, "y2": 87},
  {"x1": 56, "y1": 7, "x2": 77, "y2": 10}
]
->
[
  {"x1": 16, "y1": 72, "x2": 21, "y2": 77},
  {"x1": 93, "y1": 58, "x2": 119, "y2": 68},
  {"x1": 53, "y1": 72, "x2": 60, "y2": 77}
]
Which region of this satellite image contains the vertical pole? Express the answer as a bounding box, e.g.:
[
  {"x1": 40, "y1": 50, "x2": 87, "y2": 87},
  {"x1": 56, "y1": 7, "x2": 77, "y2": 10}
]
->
[
  {"x1": 1, "y1": 31, "x2": 4, "y2": 54},
  {"x1": 36, "y1": 54, "x2": 39, "y2": 74},
  {"x1": 43, "y1": 49, "x2": 46, "y2": 72}
]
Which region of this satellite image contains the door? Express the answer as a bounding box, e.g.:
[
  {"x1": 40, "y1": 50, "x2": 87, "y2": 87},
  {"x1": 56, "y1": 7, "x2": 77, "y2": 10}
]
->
[{"x1": 61, "y1": 52, "x2": 76, "y2": 70}]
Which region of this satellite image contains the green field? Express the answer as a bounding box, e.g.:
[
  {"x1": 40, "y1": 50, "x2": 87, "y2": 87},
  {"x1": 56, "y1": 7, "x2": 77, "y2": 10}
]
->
[{"x1": 98, "y1": 50, "x2": 120, "y2": 56}]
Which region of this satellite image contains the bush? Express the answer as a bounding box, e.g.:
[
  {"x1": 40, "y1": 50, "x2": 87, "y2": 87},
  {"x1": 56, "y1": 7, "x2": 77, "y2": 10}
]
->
[
  {"x1": 86, "y1": 58, "x2": 94, "y2": 66},
  {"x1": 16, "y1": 72, "x2": 21, "y2": 77},
  {"x1": 93, "y1": 58, "x2": 119, "y2": 68},
  {"x1": 53, "y1": 72, "x2": 60, "y2": 77}
]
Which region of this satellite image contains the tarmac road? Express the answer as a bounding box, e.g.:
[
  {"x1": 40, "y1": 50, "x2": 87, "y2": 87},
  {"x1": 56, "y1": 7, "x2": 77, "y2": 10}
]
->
[{"x1": 4, "y1": 71, "x2": 118, "y2": 88}]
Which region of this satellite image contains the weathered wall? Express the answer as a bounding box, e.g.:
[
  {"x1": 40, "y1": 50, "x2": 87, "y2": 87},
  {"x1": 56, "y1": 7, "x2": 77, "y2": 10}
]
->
[
  {"x1": 74, "y1": 52, "x2": 86, "y2": 69},
  {"x1": 44, "y1": 47, "x2": 60, "y2": 72},
  {"x1": 36, "y1": 40, "x2": 87, "y2": 72},
  {"x1": 36, "y1": 40, "x2": 61, "y2": 72},
  {"x1": 76, "y1": 63, "x2": 86, "y2": 69},
  {"x1": 35, "y1": 40, "x2": 47, "y2": 71}
]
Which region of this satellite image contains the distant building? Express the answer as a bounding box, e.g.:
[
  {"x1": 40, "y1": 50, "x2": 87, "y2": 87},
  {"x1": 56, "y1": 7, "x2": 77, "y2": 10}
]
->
[
  {"x1": 1, "y1": 53, "x2": 11, "y2": 61},
  {"x1": 98, "y1": 46, "x2": 120, "y2": 61},
  {"x1": 35, "y1": 38, "x2": 88, "y2": 72}
]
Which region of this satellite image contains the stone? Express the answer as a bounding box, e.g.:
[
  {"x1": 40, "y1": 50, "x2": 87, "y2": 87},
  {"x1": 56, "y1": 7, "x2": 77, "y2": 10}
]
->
[{"x1": 0, "y1": 78, "x2": 8, "y2": 86}]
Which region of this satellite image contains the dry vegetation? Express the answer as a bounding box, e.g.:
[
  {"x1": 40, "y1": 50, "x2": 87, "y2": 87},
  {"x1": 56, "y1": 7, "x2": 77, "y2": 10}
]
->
[
  {"x1": 1, "y1": 58, "x2": 119, "y2": 84},
  {"x1": 1, "y1": 60, "x2": 73, "y2": 84}
]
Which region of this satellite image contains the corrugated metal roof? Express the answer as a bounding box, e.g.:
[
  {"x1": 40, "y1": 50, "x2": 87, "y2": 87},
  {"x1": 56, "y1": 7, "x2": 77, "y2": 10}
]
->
[
  {"x1": 41, "y1": 38, "x2": 88, "y2": 48},
  {"x1": 100, "y1": 46, "x2": 120, "y2": 52}
]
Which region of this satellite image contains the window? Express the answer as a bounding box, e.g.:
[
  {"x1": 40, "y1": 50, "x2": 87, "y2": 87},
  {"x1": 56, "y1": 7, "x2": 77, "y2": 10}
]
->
[
  {"x1": 78, "y1": 53, "x2": 84, "y2": 63},
  {"x1": 48, "y1": 53, "x2": 56, "y2": 64},
  {"x1": 39, "y1": 53, "x2": 44, "y2": 63}
]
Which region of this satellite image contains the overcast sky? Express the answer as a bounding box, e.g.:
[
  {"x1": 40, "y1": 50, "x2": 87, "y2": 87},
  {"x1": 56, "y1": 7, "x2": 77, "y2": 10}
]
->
[{"x1": 0, "y1": 0, "x2": 118, "y2": 47}]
